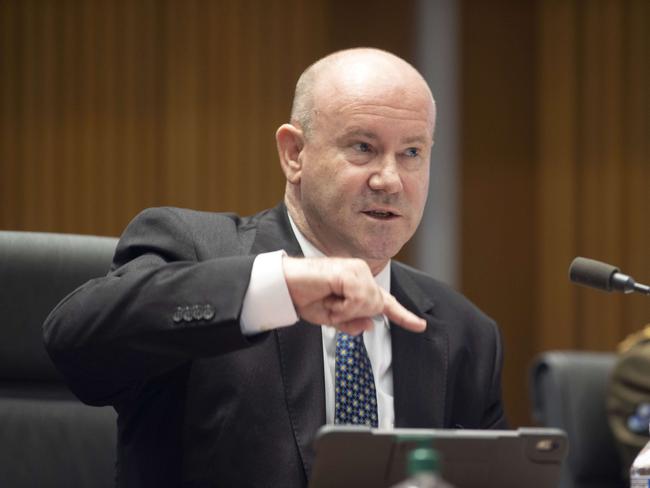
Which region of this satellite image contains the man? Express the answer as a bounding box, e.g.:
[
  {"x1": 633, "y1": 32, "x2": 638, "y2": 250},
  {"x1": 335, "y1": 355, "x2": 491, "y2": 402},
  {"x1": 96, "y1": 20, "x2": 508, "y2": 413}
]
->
[
  {"x1": 44, "y1": 48, "x2": 506, "y2": 487},
  {"x1": 607, "y1": 325, "x2": 650, "y2": 478}
]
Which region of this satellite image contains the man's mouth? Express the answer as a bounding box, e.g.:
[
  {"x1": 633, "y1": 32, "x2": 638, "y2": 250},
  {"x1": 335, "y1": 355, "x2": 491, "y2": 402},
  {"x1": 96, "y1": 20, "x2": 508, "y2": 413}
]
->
[{"x1": 362, "y1": 210, "x2": 400, "y2": 220}]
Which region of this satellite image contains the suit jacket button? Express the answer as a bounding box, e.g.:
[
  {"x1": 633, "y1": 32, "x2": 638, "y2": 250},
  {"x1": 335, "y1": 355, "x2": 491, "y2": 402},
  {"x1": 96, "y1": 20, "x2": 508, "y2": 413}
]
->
[
  {"x1": 203, "y1": 304, "x2": 215, "y2": 321},
  {"x1": 173, "y1": 307, "x2": 183, "y2": 323},
  {"x1": 182, "y1": 306, "x2": 193, "y2": 322},
  {"x1": 192, "y1": 305, "x2": 203, "y2": 320}
]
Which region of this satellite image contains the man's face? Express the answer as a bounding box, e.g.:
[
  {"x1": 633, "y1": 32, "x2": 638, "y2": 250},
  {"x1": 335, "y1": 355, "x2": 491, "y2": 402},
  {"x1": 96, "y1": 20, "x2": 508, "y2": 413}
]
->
[{"x1": 296, "y1": 83, "x2": 434, "y2": 268}]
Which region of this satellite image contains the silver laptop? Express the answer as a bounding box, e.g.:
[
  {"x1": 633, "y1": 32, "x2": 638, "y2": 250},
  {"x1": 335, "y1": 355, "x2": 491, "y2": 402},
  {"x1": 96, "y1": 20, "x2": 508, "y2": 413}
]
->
[{"x1": 309, "y1": 426, "x2": 567, "y2": 488}]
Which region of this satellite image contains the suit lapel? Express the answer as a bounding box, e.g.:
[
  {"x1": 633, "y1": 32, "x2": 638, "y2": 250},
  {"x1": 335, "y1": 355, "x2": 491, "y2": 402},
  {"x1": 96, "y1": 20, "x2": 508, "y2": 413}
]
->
[
  {"x1": 249, "y1": 203, "x2": 325, "y2": 478},
  {"x1": 274, "y1": 321, "x2": 324, "y2": 477},
  {"x1": 390, "y1": 263, "x2": 449, "y2": 428}
]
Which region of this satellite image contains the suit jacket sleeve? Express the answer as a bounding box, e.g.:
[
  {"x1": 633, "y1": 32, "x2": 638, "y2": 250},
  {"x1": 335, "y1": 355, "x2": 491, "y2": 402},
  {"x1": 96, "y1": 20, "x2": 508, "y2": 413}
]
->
[{"x1": 43, "y1": 207, "x2": 259, "y2": 407}]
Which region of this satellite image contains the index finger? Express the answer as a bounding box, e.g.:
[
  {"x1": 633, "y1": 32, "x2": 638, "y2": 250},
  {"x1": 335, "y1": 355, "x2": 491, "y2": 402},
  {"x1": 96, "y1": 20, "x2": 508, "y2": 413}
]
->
[{"x1": 380, "y1": 289, "x2": 427, "y2": 332}]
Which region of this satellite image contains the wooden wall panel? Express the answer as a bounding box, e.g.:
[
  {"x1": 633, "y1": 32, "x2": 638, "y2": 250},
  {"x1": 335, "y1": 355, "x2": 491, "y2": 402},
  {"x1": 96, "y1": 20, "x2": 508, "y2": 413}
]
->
[
  {"x1": 463, "y1": 0, "x2": 649, "y2": 426},
  {"x1": 1, "y1": 0, "x2": 417, "y2": 239},
  {"x1": 535, "y1": 0, "x2": 579, "y2": 351},
  {"x1": 577, "y1": 0, "x2": 626, "y2": 351},
  {"x1": 0, "y1": 0, "x2": 419, "y2": 258},
  {"x1": 460, "y1": 0, "x2": 536, "y2": 428},
  {"x1": 537, "y1": 0, "x2": 650, "y2": 352},
  {"x1": 3, "y1": 0, "x2": 647, "y2": 431},
  {"x1": 621, "y1": 0, "x2": 650, "y2": 334},
  {"x1": 0, "y1": 0, "x2": 337, "y2": 236}
]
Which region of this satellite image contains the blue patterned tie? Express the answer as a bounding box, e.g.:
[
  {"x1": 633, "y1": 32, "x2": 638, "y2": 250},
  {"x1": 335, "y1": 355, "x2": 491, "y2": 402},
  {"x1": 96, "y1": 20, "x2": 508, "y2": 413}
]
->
[{"x1": 334, "y1": 332, "x2": 378, "y2": 427}]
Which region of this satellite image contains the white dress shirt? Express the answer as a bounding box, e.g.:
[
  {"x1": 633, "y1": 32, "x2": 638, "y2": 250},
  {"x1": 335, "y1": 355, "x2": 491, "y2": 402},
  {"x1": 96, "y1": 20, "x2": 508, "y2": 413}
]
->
[{"x1": 239, "y1": 216, "x2": 395, "y2": 429}]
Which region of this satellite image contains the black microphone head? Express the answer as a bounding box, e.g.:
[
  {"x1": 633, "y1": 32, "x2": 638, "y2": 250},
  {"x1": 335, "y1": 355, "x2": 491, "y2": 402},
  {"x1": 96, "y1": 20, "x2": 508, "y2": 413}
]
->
[{"x1": 569, "y1": 257, "x2": 620, "y2": 292}]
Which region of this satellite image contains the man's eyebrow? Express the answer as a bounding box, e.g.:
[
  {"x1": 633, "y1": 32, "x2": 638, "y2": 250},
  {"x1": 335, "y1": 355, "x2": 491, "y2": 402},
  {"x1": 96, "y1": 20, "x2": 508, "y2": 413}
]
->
[
  {"x1": 401, "y1": 135, "x2": 432, "y2": 145},
  {"x1": 336, "y1": 128, "x2": 433, "y2": 145},
  {"x1": 337, "y1": 128, "x2": 379, "y2": 140}
]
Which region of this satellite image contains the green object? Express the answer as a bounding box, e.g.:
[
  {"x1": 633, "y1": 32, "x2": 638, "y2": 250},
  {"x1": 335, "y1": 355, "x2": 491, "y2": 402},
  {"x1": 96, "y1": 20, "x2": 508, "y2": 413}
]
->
[{"x1": 407, "y1": 447, "x2": 440, "y2": 476}]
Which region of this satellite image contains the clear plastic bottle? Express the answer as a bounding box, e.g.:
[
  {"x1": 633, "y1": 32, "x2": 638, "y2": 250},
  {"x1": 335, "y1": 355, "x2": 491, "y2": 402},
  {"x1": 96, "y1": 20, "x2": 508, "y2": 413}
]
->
[
  {"x1": 630, "y1": 431, "x2": 650, "y2": 487},
  {"x1": 392, "y1": 446, "x2": 454, "y2": 488}
]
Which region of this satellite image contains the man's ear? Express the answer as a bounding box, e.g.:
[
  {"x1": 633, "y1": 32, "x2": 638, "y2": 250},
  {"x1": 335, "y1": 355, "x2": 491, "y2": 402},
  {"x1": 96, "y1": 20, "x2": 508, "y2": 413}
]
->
[{"x1": 276, "y1": 124, "x2": 304, "y2": 184}]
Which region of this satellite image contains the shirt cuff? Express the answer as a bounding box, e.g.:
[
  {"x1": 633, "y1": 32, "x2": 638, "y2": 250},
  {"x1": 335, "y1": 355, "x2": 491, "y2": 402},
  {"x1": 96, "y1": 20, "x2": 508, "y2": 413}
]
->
[{"x1": 240, "y1": 250, "x2": 299, "y2": 335}]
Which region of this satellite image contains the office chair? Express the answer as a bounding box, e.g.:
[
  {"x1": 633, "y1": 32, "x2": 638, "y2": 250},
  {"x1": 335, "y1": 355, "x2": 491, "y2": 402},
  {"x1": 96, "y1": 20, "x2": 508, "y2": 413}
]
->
[
  {"x1": 530, "y1": 351, "x2": 626, "y2": 488},
  {"x1": 0, "y1": 231, "x2": 118, "y2": 488}
]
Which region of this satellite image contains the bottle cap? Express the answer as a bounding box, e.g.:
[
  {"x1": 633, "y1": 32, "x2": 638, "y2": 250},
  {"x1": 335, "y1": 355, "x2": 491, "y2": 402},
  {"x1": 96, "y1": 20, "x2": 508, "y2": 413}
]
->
[{"x1": 407, "y1": 447, "x2": 440, "y2": 475}]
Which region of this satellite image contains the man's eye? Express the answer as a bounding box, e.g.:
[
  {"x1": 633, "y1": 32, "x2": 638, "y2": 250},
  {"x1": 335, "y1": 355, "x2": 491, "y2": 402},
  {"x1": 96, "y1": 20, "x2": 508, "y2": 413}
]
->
[
  {"x1": 405, "y1": 147, "x2": 419, "y2": 158},
  {"x1": 353, "y1": 142, "x2": 372, "y2": 153}
]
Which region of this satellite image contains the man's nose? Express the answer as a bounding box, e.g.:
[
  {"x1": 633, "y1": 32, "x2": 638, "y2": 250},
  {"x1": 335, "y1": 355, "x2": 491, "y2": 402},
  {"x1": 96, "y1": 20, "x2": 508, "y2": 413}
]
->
[{"x1": 368, "y1": 156, "x2": 403, "y2": 194}]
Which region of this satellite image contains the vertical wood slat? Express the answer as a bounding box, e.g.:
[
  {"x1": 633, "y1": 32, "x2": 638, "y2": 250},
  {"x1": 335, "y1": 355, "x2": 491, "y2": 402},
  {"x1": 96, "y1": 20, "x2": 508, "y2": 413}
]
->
[
  {"x1": 40, "y1": 1, "x2": 57, "y2": 231},
  {"x1": 20, "y1": 1, "x2": 37, "y2": 230},
  {"x1": 81, "y1": 0, "x2": 100, "y2": 234},
  {"x1": 622, "y1": 0, "x2": 650, "y2": 333},
  {"x1": 535, "y1": 0, "x2": 579, "y2": 351},
  {"x1": 161, "y1": 0, "x2": 197, "y2": 209},
  {"x1": 225, "y1": 0, "x2": 244, "y2": 212},
  {"x1": 460, "y1": 0, "x2": 536, "y2": 428},
  {"x1": 102, "y1": 0, "x2": 118, "y2": 234},
  {"x1": 119, "y1": 0, "x2": 136, "y2": 231},
  {"x1": 61, "y1": 0, "x2": 80, "y2": 233},
  {"x1": 8, "y1": 0, "x2": 22, "y2": 230},
  {"x1": 578, "y1": 0, "x2": 625, "y2": 351},
  {"x1": 0, "y1": 1, "x2": 14, "y2": 228}
]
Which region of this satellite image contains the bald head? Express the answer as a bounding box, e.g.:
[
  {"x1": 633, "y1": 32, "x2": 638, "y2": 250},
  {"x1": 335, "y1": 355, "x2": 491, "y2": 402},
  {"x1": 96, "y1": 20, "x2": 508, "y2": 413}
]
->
[
  {"x1": 290, "y1": 48, "x2": 435, "y2": 138},
  {"x1": 276, "y1": 48, "x2": 436, "y2": 271}
]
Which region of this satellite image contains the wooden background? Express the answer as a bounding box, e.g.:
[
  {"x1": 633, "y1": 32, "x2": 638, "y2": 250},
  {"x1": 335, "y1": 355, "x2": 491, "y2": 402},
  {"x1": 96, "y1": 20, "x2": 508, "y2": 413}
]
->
[
  {"x1": 460, "y1": 0, "x2": 649, "y2": 426},
  {"x1": 1, "y1": 0, "x2": 648, "y2": 426}
]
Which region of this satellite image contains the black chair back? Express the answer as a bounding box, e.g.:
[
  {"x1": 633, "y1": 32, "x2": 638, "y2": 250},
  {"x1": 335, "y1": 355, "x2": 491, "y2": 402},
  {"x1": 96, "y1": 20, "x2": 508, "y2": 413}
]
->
[
  {"x1": 530, "y1": 351, "x2": 626, "y2": 488},
  {"x1": 0, "y1": 231, "x2": 118, "y2": 488}
]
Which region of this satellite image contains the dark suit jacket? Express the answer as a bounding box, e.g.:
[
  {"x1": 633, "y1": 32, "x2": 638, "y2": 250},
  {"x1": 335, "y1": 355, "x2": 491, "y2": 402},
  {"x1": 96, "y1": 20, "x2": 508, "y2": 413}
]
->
[{"x1": 43, "y1": 203, "x2": 506, "y2": 488}]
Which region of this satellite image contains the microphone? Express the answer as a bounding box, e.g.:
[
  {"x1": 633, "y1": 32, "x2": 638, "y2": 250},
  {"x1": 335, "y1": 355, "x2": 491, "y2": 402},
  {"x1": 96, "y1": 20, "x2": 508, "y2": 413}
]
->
[{"x1": 569, "y1": 257, "x2": 650, "y2": 295}]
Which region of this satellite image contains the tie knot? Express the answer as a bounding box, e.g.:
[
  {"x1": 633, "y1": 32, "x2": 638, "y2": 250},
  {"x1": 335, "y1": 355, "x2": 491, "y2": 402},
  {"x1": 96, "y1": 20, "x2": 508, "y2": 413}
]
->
[{"x1": 337, "y1": 332, "x2": 363, "y2": 343}]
